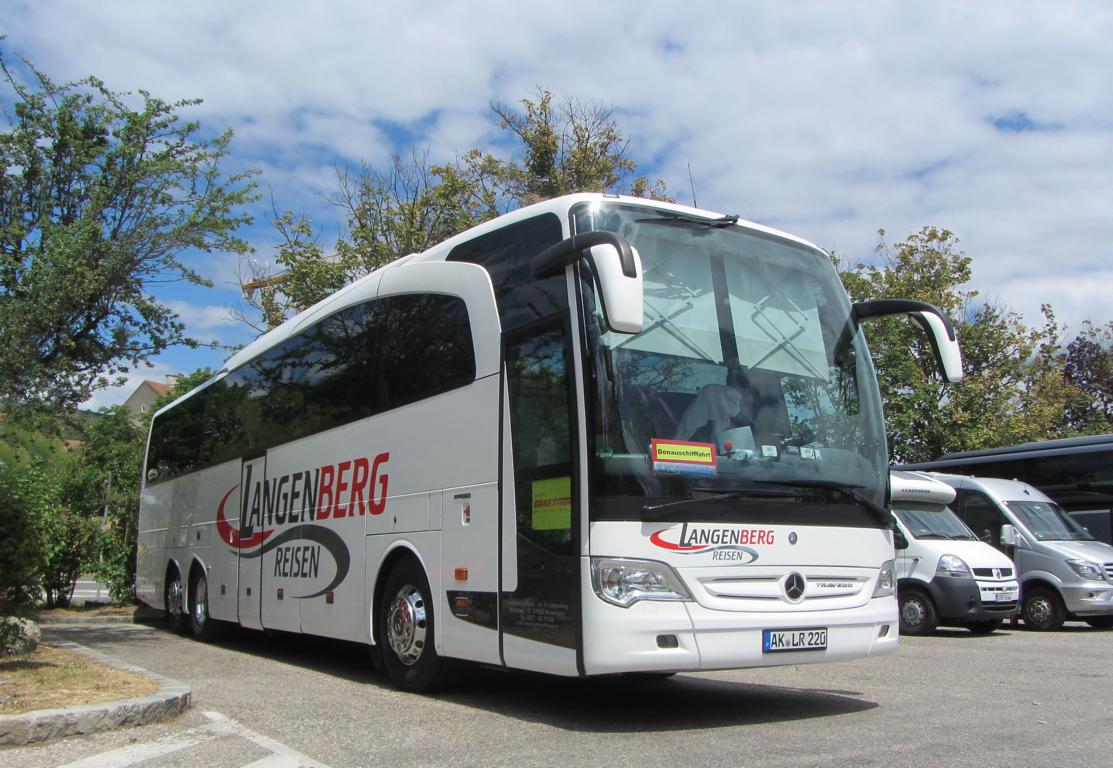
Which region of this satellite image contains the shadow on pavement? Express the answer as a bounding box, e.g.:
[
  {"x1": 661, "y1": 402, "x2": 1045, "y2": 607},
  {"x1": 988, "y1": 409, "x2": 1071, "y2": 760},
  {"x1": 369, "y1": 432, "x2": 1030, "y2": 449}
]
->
[{"x1": 48, "y1": 620, "x2": 878, "y2": 732}]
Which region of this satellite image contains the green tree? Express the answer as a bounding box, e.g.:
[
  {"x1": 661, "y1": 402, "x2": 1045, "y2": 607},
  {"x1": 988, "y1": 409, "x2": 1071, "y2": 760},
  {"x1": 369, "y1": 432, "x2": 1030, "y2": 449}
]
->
[
  {"x1": 242, "y1": 89, "x2": 671, "y2": 327},
  {"x1": 1062, "y1": 321, "x2": 1113, "y2": 433},
  {"x1": 0, "y1": 48, "x2": 257, "y2": 413},
  {"x1": 839, "y1": 227, "x2": 1081, "y2": 463}
]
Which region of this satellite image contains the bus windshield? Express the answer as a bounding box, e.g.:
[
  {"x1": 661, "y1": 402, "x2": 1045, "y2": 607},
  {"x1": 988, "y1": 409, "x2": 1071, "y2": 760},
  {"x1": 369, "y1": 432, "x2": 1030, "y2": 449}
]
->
[
  {"x1": 893, "y1": 502, "x2": 978, "y2": 540},
  {"x1": 575, "y1": 202, "x2": 887, "y2": 525},
  {"x1": 1004, "y1": 500, "x2": 1095, "y2": 541}
]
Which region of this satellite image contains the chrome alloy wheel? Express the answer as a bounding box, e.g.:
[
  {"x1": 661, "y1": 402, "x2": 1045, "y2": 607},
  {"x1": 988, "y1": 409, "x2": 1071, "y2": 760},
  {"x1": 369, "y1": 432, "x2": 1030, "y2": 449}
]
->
[
  {"x1": 387, "y1": 584, "x2": 428, "y2": 666},
  {"x1": 1027, "y1": 595, "x2": 1053, "y2": 625},
  {"x1": 193, "y1": 575, "x2": 208, "y2": 626},
  {"x1": 167, "y1": 574, "x2": 184, "y2": 618}
]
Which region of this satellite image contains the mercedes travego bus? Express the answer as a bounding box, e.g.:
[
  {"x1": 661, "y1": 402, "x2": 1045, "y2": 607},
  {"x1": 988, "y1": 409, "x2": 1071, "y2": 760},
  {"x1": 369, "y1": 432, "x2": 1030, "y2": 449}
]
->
[{"x1": 136, "y1": 194, "x2": 963, "y2": 692}]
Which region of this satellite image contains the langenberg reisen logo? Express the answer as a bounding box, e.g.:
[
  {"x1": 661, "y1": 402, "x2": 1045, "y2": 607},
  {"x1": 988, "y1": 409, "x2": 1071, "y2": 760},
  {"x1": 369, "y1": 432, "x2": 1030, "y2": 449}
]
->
[{"x1": 649, "y1": 522, "x2": 775, "y2": 563}]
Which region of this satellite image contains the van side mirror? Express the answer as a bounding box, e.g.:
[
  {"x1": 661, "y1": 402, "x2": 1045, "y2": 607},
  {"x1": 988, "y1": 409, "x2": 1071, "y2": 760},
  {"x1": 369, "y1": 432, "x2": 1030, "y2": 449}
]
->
[
  {"x1": 893, "y1": 529, "x2": 909, "y2": 550},
  {"x1": 531, "y1": 231, "x2": 644, "y2": 334},
  {"x1": 852, "y1": 299, "x2": 963, "y2": 383},
  {"x1": 1001, "y1": 524, "x2": 1018, "y2": 547}
]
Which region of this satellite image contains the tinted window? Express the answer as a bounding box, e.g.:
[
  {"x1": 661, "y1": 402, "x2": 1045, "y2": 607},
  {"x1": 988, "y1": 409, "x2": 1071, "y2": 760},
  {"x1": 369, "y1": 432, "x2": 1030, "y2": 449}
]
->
[
  {"x1": 960, "y1": 492, "x2": 1006, "y2": 547},
  {"x1": 376, "y1": 293, "x2": 475, "y2": 410},
  {"x1": 146, "y1": 294, "x2": 475, "y2": 483},
  {"x1": 448, "y1": 213, "x2": 564, "y2": 330}
]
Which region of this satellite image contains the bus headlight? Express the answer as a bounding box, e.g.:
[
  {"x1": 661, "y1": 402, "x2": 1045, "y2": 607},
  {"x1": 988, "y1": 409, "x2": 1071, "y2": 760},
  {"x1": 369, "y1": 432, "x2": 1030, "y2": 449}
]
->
[
  {"x1": 1066, "y1": 559, "x2": 1104, "y2": 581},
  {"x1": 591, "y1": 557, "x2": 692, "y2": 608},
  {"x1": 936, "y1": 554, "x2": 972, "y2": 579},
  {"x1": 872, "y1": 559, "x2": 895, "y2": 598}
]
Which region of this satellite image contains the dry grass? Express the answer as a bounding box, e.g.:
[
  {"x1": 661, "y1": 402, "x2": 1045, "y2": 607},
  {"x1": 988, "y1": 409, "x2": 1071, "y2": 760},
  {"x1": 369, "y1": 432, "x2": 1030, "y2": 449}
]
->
[
  {"x1": 36, "y1": 604, "x2": 137, "y2": 620},
  {"x1": 0, "y1": 643, "x2": 158, "y2": 715}
]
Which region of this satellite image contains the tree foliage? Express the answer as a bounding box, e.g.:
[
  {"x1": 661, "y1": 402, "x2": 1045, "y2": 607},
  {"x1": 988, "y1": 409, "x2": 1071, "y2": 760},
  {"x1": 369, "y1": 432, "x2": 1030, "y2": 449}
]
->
[
  {"x1": 241, "y1": 89, "x2": 671, "y2": 327},
  {"x1": 1062, "y1": 321, "x2": 1113, "y2": 433},
  {"x1": 838, "y1": 227, "x2": 1090, "y2": 463},
  {"x1": 0, "y1": 49, "x2": 257, "y2": 412}
]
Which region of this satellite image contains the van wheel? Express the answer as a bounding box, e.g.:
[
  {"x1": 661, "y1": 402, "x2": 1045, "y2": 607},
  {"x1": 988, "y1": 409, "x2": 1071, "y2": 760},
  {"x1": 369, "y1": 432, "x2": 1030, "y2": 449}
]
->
[
  {"x1": 189, "y1": 569, "x2": 226, "y2": 641},
  {"x1": 966, "y1": 620, "x2": 1003, "y2": 635},
  {"x1": 898, "y1": 589, "x2": 938, "y2": 636},
  {"x1": 379, "y1": 559, "x2": 454, "y2": 692},
  {"x1": 1084, "y1": 616, "x2": 1113, "y2": 629},
  {"x1": 165, "y1": 569, "x2": 188, "y2": 635},
  {"x1": 1022, "y1": 587, "x2": 1065, "y2": 631}
]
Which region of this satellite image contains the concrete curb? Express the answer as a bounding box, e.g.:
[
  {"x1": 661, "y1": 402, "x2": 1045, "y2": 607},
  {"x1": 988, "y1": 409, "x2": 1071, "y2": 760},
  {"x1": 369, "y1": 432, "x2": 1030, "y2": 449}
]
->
[{"x1": 0, "y1": 639, "x2": 191, "y2": 747}]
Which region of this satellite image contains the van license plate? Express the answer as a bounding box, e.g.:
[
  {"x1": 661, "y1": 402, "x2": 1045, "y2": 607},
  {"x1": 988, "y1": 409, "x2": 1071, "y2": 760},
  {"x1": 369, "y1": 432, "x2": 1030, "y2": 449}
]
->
[
  {"x1": 997, "y1": 591, "x2": 1017, "y2": 602},
  {"x1": 762, "y1": 628, "x2": 828, "y2": 653}
]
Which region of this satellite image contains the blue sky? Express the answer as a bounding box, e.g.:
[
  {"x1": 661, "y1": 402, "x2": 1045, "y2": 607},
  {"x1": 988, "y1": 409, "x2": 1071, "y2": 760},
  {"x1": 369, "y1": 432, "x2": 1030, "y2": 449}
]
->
[{"x1": 4, "y1": 0, "x2": 1111, "y2": 409}]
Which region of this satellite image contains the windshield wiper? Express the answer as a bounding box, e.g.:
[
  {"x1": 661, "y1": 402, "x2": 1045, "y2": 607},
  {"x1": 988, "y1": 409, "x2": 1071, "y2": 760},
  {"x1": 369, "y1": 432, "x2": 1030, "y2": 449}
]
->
[
  {"x1": 751, "y1": 479, "x2": 893, "y2": 529},
  {"x1": 637, "y1": 214, "x2": 740, "y2": 229},
  {"x1": 640, "y1": 487, "x2": 796, "y2": 520}
]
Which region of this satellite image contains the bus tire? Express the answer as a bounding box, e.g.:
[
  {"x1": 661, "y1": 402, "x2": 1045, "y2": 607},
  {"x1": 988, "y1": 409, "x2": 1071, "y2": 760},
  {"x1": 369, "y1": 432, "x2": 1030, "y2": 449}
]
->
[
  {"x1": 189, "y1": 568, "x2": 226, "y2": 642},
  {"x1": 379, "y1": 559, "x2": 453, "y2": 693},
  {"x1": 1084, "y1": 616, "x2": 1113, "y2": 629},
  {"x1": 898, "y1": 588, "x2": 938, "y2": 636},
  {"x1": 1022, "y1": 586, "x2": 1065, "y2": 631},
  {"x1": 165, "y1": 567, "x2": 188, "y2": 635}
]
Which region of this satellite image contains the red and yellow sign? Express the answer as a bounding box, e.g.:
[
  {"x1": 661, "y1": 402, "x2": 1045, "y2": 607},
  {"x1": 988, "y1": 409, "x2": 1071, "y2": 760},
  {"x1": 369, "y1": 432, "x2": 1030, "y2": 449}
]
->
[{"x1": 651, "y1": 439, "x2": 717, "y2": 476}]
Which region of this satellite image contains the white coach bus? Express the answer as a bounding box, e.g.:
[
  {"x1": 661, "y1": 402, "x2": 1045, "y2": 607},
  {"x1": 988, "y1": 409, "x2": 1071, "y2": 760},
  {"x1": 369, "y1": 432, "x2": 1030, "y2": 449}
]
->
[{"x1": 136, "y1": 193, "x2": 963, "y2": 691}]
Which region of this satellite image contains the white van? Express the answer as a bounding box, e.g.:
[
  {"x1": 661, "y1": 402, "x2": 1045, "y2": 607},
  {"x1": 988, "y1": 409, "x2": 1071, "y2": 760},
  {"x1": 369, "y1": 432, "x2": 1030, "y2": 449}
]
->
[
  {"x1": 891, "y1": 471, "x2": 1020, "y2": 635},
  {"x1": 928, "y1": 472, "x2": 1113, "y2": 631}
]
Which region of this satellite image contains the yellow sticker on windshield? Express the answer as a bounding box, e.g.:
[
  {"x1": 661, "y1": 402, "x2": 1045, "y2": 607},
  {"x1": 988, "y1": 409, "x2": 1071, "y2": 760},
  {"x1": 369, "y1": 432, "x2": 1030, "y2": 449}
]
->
[
  {"x1": 651, "y1": 439, "x2": 717, "y2": 476},
  {"x1": 532, "y1": 476, "x2": 572, "y2": 531}
]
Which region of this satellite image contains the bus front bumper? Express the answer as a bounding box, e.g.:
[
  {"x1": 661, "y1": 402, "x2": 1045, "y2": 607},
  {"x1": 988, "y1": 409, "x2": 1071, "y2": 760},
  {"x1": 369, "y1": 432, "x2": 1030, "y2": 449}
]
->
[{"x1": 581, "y1": 593, "x2": 898, "y2": 676}]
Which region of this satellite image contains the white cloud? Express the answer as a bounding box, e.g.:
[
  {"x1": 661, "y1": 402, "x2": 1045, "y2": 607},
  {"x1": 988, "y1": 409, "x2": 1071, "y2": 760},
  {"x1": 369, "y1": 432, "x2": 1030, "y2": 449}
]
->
[{"x1": 4, "y1": 0, "x2": 1111, "y2": 346}]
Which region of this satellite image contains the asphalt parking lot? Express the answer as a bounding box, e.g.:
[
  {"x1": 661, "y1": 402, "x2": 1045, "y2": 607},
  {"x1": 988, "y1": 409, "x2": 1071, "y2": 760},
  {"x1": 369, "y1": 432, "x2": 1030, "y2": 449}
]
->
[{"x1": 9, "y1": 619, "x2": 1113, "y2": 768}]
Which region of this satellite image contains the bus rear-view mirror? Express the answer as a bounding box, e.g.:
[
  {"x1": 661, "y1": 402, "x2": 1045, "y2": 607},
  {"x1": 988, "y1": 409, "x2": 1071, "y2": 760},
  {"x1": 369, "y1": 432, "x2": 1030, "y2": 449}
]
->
[
  {"x1": 852, "y1": 299, "x2": 964, "y2": 383},
  {"x1": 531, "y1": 231, "x2": 644, "y2": 334},
  {"x1": 588, "y1": 243, "x2": 643, "y2": 334}
]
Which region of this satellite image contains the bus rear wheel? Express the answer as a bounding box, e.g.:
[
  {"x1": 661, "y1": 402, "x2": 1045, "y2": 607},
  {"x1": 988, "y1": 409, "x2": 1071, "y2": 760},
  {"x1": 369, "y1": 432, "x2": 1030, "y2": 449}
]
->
[
  {"x1": 189, "y1": 569, "x2": 226, "y2": 641},
  {"x1": 165, "y1": 568, "x2": 188, "y2": 635},
  {"x1": 379, "y1": 559, "x2": 453, "y2": 693}
]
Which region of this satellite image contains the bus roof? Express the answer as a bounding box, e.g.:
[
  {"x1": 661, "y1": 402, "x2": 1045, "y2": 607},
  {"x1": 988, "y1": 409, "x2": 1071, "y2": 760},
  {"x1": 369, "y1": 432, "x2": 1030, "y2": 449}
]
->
[
  {"x1": 899, "y1": 434, "x2": 1113, "y2": 471},
  {"x1": 156, "y1": 193, "x2": 827, "y2": 420}
]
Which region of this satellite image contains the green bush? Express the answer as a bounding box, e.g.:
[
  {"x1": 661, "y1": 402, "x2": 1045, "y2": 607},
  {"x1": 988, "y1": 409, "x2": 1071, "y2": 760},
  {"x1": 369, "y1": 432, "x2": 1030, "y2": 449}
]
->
[{"x1": 0, "y1": 464, "x2": 45, "y2": 647}]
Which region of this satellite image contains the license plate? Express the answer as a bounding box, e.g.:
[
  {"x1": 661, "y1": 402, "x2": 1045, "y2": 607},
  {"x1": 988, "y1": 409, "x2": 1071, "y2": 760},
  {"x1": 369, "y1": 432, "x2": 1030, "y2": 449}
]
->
[
  {"x1": 762, "y1": 627, "x2": 828, "y2": 653},
  {"x1": 997, "y1": 591, "x2": 1017, "y2": 602}
]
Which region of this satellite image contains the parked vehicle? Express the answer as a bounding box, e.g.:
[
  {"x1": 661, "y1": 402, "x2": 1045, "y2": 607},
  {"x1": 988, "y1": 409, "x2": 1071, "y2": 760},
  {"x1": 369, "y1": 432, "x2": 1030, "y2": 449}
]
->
[
  {"x1": 890, "y1": 471, "x2": 1019, "y2": 635},
  {"x1": 926, "y1": 473, "x2": 1113, "y2": 630},
  {"x1": 900, "y1": 434, "x2": 1113, "y2": 545}
]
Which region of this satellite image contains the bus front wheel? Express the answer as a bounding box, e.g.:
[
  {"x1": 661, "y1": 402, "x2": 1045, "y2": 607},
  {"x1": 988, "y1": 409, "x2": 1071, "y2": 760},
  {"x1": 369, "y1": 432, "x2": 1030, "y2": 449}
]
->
[{"x1": 379, "y1": 559, "x2": 453, "y2": 693}]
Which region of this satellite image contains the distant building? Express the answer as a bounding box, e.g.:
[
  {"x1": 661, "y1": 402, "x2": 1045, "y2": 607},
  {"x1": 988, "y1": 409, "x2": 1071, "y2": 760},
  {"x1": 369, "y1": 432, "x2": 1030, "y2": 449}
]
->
[{"x1": 123, "y1": 376, "x2": 179, "y2": 415}]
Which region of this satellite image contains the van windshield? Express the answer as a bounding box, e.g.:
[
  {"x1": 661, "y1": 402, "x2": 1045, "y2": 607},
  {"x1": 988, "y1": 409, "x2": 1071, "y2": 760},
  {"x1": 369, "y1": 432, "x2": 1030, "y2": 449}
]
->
[
  {"x1": 893, "y1": 502, "x2": 977, "y2": 540},
  {"x1": 1004, "y1": 500, "x2": 1095, "y2": 541}
]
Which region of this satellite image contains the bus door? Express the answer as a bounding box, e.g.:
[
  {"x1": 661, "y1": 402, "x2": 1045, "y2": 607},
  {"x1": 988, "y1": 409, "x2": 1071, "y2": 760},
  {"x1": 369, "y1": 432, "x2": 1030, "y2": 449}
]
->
[
  {"x1": 237, "y1": 454, "x2": 266, "y2": 630},
  {"x1": 500, "y1": 319, "x2": 581, "y2": 675}
]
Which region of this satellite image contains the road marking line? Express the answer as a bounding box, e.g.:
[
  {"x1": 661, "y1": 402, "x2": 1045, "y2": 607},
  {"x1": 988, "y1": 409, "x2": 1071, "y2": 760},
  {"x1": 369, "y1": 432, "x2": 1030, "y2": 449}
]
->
[
  {"x1": 56, "y1": 729, "x2": 215, "y2": 768},
  {"x1": 203, "y1": 711, "x2": 331, "y2": 768}
]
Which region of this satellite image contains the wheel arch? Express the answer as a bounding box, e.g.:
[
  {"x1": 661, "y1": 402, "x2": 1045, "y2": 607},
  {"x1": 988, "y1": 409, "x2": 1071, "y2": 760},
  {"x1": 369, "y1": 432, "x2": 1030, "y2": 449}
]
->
[{"x1": 369, "y1": 542, "x2": 431, "y2": 647}]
